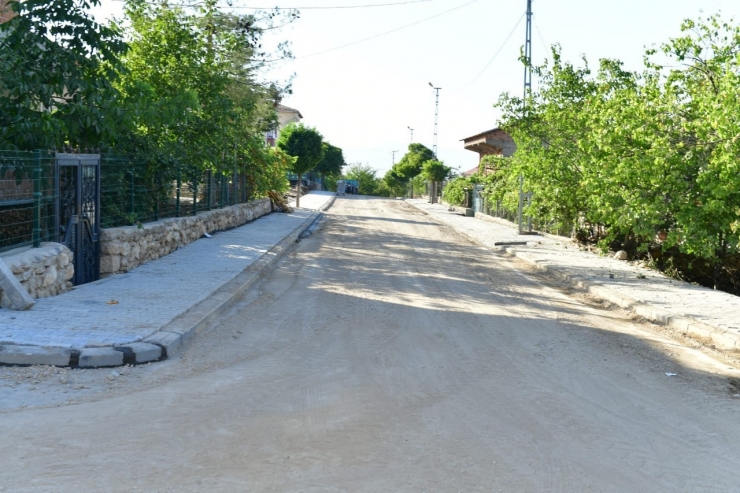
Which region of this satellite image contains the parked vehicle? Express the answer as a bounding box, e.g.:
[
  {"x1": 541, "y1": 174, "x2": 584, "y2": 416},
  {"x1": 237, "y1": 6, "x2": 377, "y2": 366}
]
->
[
  {"x1": 345, "y1": 179, "x2": 359, "y2": 195},
  {"x1": 336, "y1": 180, "x2": 346, "y2": 196}
]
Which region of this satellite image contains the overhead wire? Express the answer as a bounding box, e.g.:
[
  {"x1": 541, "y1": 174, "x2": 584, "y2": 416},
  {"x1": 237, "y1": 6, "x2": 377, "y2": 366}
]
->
[
  {"x1": 111, "y1": 0, "x2": 431, "y2": 9},
  {"x1": 227, "y1": 0, "x2": 432, "y2": 9},
  {"x1": 534, "y1": 19, "x2": 549, "y2": 56},
  {"x1": 295, "y1": 0, "x2": 479, "y2": 59},
  {"x1": 455, "y1": 12, "x2": 524, "y2": 91}
]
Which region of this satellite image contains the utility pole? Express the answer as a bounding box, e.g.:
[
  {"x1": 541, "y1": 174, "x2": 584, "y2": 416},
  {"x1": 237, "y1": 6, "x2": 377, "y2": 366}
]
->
[
  {"x1": 428, "y1": 82, "x2": 441, "y2": 204},
  {"x1": 391, "y1": 150, "x2": 399, "y2": 165},
  {"x1": 519, "y1": 0, "x2": 533, "y2": 234},
  {"x1": 523, "y1": 0, "x2": 533, "y2": 101},
  {"x1": 428, "y1": 82, "x2": 441, "y2": 158},
  {"x1": 407, "y1": 126, "x2": 414, "y2": 143}
]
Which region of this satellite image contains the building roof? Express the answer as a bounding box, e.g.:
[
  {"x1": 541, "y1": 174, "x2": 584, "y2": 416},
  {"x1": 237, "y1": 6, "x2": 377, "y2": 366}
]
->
[
  {"x1": 460, "y1": 127, "x2": 510, "y2": 142},
  {"x1": 461, "y1": 127, "x2": 516, "y2": 157},
  {"x1": 462, "y1": 166, "x2": 479, "y2": 177},
  {"x1": 276, "y1": 104, "x2": 303, "y2": 119}
]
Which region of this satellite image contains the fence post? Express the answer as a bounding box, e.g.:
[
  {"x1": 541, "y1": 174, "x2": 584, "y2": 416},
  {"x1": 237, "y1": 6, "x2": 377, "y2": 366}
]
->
[
  {"x1": 129, "y1": 166, "x2": 135, "y2": 221},
  {"x1": 32, "y1": 150, "x2": 42, "y2": 247},
  {"x1": 206, "y1": 169, "x2": 212, "y2": 211},
  {"x1": 232, "y1": 165, "x2": 237, "y2": 206},
  {"x1": 192, "y1": 169, "x2": 198, "y2": 216},
  {"x1": 176, "y1": 164, "x2": 181, "y2": 217}
]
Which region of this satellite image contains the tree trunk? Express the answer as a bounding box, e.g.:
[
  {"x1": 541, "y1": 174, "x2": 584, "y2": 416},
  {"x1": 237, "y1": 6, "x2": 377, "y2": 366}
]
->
[{"x1": 296, "y1": 172, "x2": 301, "y2": 208}]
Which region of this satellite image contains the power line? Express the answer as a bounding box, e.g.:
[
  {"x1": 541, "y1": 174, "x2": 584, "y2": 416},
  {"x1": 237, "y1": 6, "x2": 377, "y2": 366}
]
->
[
  {"x1": 111, "y1": 0, "x2": 431, "y2": 9},
  {"x1": 228, "y1": 0, "x2": 432, "y2": 9},
  {"x1": 534, "y1": 19, "x2": 548, "y2": 55},
  {"x1": 296, "y1": 0, "x2": 479, "y2": 59},
  {"x1": 456, "y1": 13, "x2": 524, "y2": 91}
]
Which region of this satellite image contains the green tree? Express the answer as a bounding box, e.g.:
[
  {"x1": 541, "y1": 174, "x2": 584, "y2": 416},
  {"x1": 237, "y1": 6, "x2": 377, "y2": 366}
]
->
[
  {"x1": 383, "y1": 168, "x2": 406, "y2": 197},
  {"x1": 421, "y1": 159, "x2": 451, "y2": 203},
  {"x1": 315, "y1": 142, "x2": 345, "y2": 187},
  {"x1": 393, "y1": 143, "x2": 434, "y2": 197},
  {"x1": 0, "y1": 0, "x2": 127, "y2": 149},
  {"x1": 277, "y1": 123, "x2": 324, "y2": 207},
  {"x1": 443, "y1": 176, "x2": 475, "y2": 206},
  {"x1": 345, "y1": 163, "x2": 382, "y2": 196}
]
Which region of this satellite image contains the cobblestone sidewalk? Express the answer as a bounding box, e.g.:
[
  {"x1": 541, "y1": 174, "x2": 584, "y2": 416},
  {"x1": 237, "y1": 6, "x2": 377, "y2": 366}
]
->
[
  {"x1": 0, "y1": 192, "x2": 335, "y2": 367},
  {"x1": 408, "y1": 200, "x2": 740, "y2": 351}
]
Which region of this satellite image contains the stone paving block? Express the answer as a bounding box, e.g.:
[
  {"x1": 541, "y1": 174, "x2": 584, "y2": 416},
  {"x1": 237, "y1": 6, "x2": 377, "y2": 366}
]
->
[
  {"x1": 121, "y1": 342, "x2": 162, "y2": 363},
  {"x1": 78, "y1": 348, "x2": 124, "y2": 367},
  {"x1": 0, "y1": 345, "x2": 74, "y2": 366}
]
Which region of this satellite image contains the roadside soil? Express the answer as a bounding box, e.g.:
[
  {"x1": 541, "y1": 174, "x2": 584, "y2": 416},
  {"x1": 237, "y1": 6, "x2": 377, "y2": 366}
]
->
[{"x1": 2, "y1": 196, "x2": 740, "y2": 492}]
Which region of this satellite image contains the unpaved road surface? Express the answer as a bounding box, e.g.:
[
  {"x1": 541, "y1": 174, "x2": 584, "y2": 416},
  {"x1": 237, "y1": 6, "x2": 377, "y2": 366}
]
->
[{"x1": 2, "y1": 196, "x2": 740, "y2": 492}]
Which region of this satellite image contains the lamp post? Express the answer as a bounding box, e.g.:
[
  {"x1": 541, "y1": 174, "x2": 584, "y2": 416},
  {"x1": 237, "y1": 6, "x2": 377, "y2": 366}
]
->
[{"x1": 407, "y1": 126, "x2": 414, "y2": 143}]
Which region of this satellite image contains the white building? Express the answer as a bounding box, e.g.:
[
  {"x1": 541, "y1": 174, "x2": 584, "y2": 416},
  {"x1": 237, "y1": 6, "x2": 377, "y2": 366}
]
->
[{"x1": 265, "y1": 104, "x2": 303, "y2": 147}]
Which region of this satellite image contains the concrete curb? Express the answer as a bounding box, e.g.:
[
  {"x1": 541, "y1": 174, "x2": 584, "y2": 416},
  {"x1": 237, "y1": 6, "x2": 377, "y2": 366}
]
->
[
  {"x1": 0, "y1": 210, "x2": 323, "y2": 368},
  {"x1": 501, "y1": 248, "x2": 740, "y2": 351},
  {"x1": 411, "y1": 202, "x2": 740, "y2": 353},
  {"x1": 142, "y1": 210, "x2": 321, "y2": 359}
]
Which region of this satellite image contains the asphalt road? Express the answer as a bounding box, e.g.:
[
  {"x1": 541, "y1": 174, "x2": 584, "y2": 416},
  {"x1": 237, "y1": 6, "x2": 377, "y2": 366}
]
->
[{"x1": 2, "y1": 196, "x2": 740, "y2": 492}]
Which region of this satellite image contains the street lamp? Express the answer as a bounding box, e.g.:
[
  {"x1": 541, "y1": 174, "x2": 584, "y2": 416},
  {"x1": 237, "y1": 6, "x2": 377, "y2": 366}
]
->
[{"x1": 407, "y1": 126, "x2": 414, "y2": 143}]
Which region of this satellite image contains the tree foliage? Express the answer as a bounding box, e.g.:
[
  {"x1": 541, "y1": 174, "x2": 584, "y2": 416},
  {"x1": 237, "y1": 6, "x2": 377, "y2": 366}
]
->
[
  {"x1": 491, "y1": 14, "x2": 740, "y2": 289},
  {"x1": 276, "y1": 123, "x2": 324, "y2": 176},
  {"x1": 315, "y1": 142, "x2": 345, "y2": 178},
  {"x1": 0, "y1": 0, "x2": 127, "y2": 149},
  {"x1": 345, "y1": 163, "x2": 386, "y2": 196},
  {"x1": 421, "y1": 159, "x2": 451, "y2": 183},
  {"x1": 443, "y1": 176, "x2": 475, "y2": 206},
  {"x1": 393, "y1": 143, "x2": 434, "y2": 182}
]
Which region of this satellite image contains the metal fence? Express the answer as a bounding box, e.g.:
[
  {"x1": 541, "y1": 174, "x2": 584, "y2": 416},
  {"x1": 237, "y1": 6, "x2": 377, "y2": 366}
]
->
[
  {"x1": 0, "y1": 151, "x2": 259, "y2": 253},
  {"x1": 99, "y1": 155, "x2": 255, "y2": 228},
  {"x1": 0, "y1": 150, "x2": 56, "y2": 253}
]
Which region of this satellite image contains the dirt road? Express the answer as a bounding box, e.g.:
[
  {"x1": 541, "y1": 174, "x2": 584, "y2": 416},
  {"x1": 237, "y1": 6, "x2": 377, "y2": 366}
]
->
[{"x1": 2, "y1": 196, "x2": 740, "y2": 492}]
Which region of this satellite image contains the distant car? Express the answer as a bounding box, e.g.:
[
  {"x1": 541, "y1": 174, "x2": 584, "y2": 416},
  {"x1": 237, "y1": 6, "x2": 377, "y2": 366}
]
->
[{"x1": 289, "y1": 179, "x2": 308, "y2": 188}]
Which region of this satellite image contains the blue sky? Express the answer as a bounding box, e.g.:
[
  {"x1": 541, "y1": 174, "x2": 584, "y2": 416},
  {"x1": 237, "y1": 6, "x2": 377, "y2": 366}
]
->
[{"x1": 94, "y1": 0, "x2": 740, "y2": 176}]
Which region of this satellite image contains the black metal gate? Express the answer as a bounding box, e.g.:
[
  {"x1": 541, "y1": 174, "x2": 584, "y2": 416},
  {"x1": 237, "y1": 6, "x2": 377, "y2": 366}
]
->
[{"x1": 55, "y1": 153, "x2": 101, "y2": 285}]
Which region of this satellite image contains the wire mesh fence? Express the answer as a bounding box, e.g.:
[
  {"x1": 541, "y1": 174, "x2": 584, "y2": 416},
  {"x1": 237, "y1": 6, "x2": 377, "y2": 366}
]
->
[
  {"x1": 1, "y1": 151, "x2": 262, "y2": 253},
  {"x1": 0, "y1": 150, "x2": 56, "y2": 253},
  {"x1": 99, "y1": 155, "x2": 255, "y2": 229}
]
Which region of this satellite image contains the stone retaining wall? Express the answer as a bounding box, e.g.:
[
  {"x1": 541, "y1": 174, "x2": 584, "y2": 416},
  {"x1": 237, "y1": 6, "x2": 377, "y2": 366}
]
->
[
  {"x1": 0, "y1": 243, "x2": 74, "y2": 308},
  {"x1": 100, "y1": 198, "x2": 272, "y2": 276}
]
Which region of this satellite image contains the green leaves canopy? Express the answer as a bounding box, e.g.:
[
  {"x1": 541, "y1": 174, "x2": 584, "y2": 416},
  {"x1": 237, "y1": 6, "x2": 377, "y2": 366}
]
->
[
  {"x1": 0, "y1": 0, "x2": 127, "y2": 149},
  {"x1": 421, "y1": 159, "x2": 451, "y2": 183},
  {"x1": 314, "y1": 142, "x2": 345, "y2": 177},
  {"x1": 276, "y1": 123, "x2": 324, "y2": 175},
  {"x1": 493, "y1": 15, "x2": 740, "y2": 273},
  {"x1": 393, "y1": 143, "x2": 434, "y2": 181}
]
